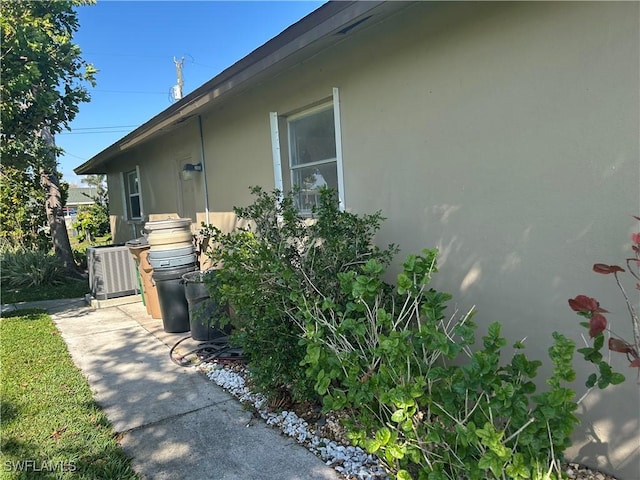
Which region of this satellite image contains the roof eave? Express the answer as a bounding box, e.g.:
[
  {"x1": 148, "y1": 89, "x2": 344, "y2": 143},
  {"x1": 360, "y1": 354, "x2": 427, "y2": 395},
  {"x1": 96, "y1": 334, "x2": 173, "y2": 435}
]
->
[{"x1": 74, "y1": 1, "x2": 405, "y2": 175}]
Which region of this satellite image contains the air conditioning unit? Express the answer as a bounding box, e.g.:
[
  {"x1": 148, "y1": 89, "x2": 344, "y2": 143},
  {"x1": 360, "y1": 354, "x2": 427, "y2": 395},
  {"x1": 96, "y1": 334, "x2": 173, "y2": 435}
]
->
[{"x1": 87, "y1": 245, "x2": 140, "y2": 300}]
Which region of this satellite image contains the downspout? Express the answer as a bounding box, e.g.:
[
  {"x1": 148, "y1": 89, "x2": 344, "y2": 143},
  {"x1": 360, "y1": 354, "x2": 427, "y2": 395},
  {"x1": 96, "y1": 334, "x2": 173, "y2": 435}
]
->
[{"x1": 198, "y1": 115, "x2": 210, "y2": 223}]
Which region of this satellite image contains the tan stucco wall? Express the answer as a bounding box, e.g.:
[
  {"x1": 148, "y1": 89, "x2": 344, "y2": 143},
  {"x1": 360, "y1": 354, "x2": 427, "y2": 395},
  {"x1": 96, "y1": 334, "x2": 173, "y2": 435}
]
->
[
  {"x1": 106, "y1": 117, "x2": 206, "y2": 241},
  {"x1": 103, "y1": 2, "x2": 639, "y2": 476},
  {"x1": 329, "y1": 3, "x2": 639, "y2": 476}
]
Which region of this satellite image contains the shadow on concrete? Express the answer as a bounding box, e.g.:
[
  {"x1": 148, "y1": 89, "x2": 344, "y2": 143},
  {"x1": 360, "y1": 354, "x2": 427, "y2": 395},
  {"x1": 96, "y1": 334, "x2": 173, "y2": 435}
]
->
[{"x1": 47, "y1": 301, "x2": 338, "y2": 480}]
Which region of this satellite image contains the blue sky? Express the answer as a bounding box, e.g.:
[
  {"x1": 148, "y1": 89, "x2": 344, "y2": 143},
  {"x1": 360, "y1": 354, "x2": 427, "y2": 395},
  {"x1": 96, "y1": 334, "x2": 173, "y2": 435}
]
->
[{"x1": 57, "y1": 1, "x2": 325, "y2": 186}]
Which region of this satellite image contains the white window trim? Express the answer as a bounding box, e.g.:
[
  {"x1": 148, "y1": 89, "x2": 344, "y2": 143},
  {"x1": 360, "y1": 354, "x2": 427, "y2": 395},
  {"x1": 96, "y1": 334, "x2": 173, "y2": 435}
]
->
[
  {"x1": 122, "y1": 166, "x2": 144, "y2": 221},
  {"x1": 127, "y1": 170, "x2": 141, "y2": 220},
  {"x1": 287, "y1": 102, "x2": 336, "y2": 214},
  {"x1": 269, "y1": 87, "x2": 345, "y2": 212},
  {"x1": 135, "y1": 165, "x2": 144, "y2": 218}
]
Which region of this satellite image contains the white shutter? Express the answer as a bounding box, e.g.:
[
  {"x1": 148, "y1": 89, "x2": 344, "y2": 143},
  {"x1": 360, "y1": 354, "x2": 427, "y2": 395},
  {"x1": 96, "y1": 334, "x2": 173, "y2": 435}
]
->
[
  {"x1": 120, "y1": 171, "x2": 128, "y2": 221},
  {"x1": 269, "y1": 112, "x2": 284, "y2": 193},
  {"x1": 333, "y1": 87, "x2": 345, "y2": 211}
]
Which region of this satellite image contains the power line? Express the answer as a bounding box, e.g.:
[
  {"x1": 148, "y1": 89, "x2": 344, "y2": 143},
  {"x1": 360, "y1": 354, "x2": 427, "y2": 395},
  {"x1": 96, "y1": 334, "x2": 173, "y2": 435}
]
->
[
  {"x1": 92, "y1": 89, "x2": 167, "y2": 95},
  {"x1": 83, "y1": 51, "x2": 169, "y2": 60},
  {"x1": 69, "y1": 125, "x2": 139, "y2": 131},
  {"x1": 60, "y1": 151, "x2": 86, "y2": 160},
  {"x1": 58, "y1": 130, "x2": 133, "y2": 136},
  {"x1": 190, "y1": 61, "x2": 216, "y2": 69},
  {"x1": 83, "y1": 51, "x2": 216, "y2": 70},
  {"x1": 57, "y1": 124, "x2": 140, "y2": 136}
]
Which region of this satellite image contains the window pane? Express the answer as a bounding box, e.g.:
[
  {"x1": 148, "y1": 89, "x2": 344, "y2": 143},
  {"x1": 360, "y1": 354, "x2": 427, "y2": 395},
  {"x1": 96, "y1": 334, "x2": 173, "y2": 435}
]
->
[
  {"x1": 127, "y1": 171, "x2": 139, "y2": 194},
  {"x1": 130, "y1": 195, "x2": 141, "y2": 219},
  {"x1": 292, "y1": 163, "x2": 337, "y2": 212},
  {"x1": 289, "y1": 107, "x2": 336, "y2": 166}
]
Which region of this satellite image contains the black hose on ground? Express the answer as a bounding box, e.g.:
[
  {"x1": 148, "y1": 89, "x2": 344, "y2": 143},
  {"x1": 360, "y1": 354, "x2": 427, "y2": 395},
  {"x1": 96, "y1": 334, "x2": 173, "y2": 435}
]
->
[{"x1": 170, "y1": 335, "x2": 243, "y2": 367}]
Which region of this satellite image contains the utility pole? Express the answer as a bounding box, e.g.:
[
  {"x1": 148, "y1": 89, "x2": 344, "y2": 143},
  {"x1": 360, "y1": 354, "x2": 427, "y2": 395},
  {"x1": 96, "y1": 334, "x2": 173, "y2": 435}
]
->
[{"x1": 172, "y1": 56, "x2": 184, "y2": 101}]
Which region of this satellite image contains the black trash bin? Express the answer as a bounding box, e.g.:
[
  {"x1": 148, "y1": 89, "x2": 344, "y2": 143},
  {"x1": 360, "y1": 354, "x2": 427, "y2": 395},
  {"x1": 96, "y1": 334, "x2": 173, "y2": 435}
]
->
[
  {"x1": 152, "y1": 264, "x2": 197, "y2": 333},
  {"x1": 182, "y1": 270, "x2": 230, "y2": 341}
]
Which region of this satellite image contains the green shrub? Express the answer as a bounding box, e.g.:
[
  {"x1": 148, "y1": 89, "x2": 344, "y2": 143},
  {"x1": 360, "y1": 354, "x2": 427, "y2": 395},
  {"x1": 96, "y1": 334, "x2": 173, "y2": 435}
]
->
[
  {"x1": 298, "y1": 250, "x2": 578, "y2": 480},
  {"x1": 204, "y1": 186, "x2": 397, "y2": 402},
  {"x1": 72, "y1": 242, "x2": 91, "y2": 270},
  {"x1": 205, "y1": 188, "x2": 580, "y2": 479},
  {"x1": 72, "y1": 203, "x2": 110, "y2": 243},
  {"x1": 0, "y1": 246, "x2": 68, "y2": 287}
]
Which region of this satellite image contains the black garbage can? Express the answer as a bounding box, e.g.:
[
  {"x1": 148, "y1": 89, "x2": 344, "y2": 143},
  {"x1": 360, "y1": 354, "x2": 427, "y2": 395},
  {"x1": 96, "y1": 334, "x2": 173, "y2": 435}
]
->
[
  {"x1": 152, "y1": 264, "x2": 197, "y2": 333},
  {"x1": 182, "y1": 270, "x2": 231, "y2": 341}
]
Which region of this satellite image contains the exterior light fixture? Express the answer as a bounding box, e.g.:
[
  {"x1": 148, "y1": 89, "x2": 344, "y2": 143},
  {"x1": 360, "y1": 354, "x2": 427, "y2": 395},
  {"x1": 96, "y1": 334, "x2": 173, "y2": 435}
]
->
[{"x1": 181, "y1": 162, "x2": 202, "y2": 181}]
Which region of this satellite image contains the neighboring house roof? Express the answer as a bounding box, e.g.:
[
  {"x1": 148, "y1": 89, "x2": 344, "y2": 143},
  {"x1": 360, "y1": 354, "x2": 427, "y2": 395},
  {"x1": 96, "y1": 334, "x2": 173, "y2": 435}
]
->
[
  {"x1": 67, "y1": 187, "x2": 97, "y2": 206},
  {"x1": 74, "y1": 0, "x2": 412, "y2": 175}
]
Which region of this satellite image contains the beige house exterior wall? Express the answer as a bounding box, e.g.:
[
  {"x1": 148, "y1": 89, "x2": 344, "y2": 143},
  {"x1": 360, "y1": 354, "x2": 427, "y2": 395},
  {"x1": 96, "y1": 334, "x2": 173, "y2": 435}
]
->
[
  {"x1": 327, "y1": 3, "x2": 639, "y2": 476},
  {"x1": 106, "y1": 118, "x2": 204, "y2": 239},
  {"x1": 104, "y1": 3, "x2": 638, "y2": 476}
]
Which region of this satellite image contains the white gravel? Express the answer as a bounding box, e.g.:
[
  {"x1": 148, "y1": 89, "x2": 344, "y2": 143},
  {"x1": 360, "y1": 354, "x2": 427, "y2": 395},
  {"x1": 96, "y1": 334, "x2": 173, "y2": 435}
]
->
[
  {"x1": 199, "y1": 362, "x2": 618, "y2": 480},
  {"x1": 200, "y1": 362, "x2": 388, "y2": 480}
]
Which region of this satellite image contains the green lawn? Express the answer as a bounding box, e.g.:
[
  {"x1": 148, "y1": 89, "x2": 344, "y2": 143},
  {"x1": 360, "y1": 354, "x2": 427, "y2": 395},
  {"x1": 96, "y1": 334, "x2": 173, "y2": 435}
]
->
[
  {"x1": 1, "y1": 279, "x2": 89, "y2": 305},
  {"x1": 0, "y1": 310, "x2": 139, "y2": 479}
]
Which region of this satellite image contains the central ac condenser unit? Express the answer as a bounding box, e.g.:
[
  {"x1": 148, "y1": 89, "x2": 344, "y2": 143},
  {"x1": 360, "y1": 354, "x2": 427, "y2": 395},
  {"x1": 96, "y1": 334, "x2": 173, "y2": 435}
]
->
[{"x1": 87, "y1": 245, "x2": 140, "y2": 300}]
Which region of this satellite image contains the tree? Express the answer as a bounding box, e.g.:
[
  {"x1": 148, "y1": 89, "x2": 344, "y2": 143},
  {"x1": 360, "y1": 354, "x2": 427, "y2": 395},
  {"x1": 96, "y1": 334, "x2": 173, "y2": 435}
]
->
[
  {"x1": 73, "y1": 203, "x2": 110, "y2": 243},
  {"x1": 0, "y1": 0, "x2": 96, "y2": 273},
  {"x1": 73, "y1": 174, "x2": 110, "y2": 243},
  {"x1": 81, "y1": 174, "x2": 108, "y2": 207},
  {"x1": 0, "y1": 165, "x2": 49, "y2": 250}
]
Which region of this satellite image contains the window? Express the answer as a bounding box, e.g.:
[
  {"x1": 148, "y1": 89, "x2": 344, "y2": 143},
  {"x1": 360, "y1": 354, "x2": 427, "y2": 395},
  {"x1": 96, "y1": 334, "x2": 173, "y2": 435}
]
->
[
  {"x1": 270, "y1": 88, "x2": 345, "y2": 213},
  {"x1": 125, "y1": 169, "x2": 142, "y2": 219},
  {"x1": 288, "y1": 104, "x2": 338, "y2": 211}
]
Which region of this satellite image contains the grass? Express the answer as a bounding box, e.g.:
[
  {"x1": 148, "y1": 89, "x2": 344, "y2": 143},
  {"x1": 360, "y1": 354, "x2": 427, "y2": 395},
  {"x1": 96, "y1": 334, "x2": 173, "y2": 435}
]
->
[
  {"x1": 0, "y1": 232, "x2": 112, "y2": 305},
  {"x1": 1, "y1": 279, "x2": 89, "y2": 305},
  {"x1": 69, "y1": 233, "x2": 112, "y2": 253},
  {"x1": 0, "y1": 310, "x2": 140, "y2": 479}
]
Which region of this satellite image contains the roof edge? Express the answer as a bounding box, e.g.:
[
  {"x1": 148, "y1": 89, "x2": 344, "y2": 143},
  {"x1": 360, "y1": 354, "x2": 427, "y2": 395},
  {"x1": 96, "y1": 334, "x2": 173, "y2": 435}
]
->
[{"x1": 75, "y1": 1, "x2": 397, "y2": 175}]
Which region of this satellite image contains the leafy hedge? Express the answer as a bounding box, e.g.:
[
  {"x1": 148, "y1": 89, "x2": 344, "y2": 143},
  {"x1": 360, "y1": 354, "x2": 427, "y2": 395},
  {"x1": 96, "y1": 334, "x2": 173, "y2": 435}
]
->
[
  {"x1": 204, "y1": 187, "x2": 579, "y2": 480},
  {"x1": 204, "y1": 187, "x2": 397, "y2": 401},
  {"x1": 300, "y1": 253, "x2": 578, "y2": 479}
]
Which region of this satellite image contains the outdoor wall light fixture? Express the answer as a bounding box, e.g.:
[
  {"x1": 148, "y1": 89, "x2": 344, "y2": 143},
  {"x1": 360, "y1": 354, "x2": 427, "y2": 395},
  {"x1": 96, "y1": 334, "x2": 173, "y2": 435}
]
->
[{"x1": 181, "y1": 162, "x2": 202, "y2": 181}]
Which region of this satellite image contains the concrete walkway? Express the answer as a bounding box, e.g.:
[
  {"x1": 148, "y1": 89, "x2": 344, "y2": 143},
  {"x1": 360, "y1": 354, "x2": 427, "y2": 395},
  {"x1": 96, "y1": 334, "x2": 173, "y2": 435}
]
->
[{"x1": 2, "y1": 297, "x2": 339, "y2": 480}]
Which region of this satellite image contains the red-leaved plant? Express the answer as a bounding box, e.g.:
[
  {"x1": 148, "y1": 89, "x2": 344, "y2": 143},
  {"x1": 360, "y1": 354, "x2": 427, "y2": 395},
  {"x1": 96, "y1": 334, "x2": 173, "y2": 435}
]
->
[{"x1": 568, "y1": 216, "x2": 640, "y2": 388}]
